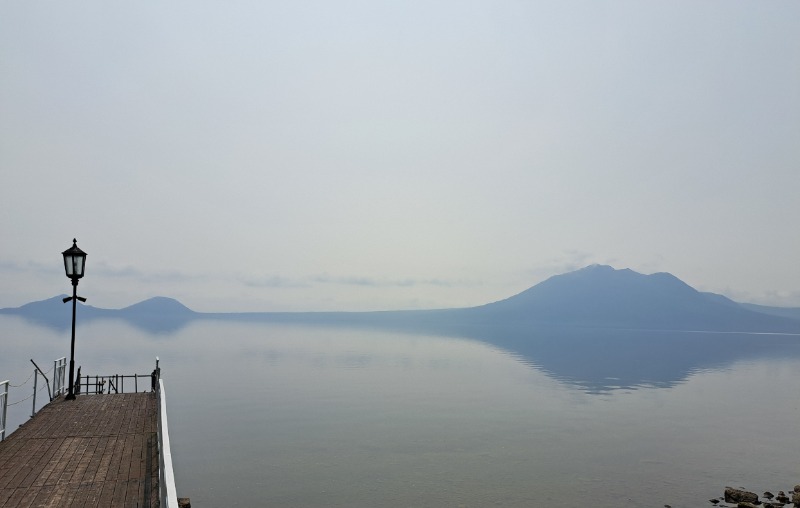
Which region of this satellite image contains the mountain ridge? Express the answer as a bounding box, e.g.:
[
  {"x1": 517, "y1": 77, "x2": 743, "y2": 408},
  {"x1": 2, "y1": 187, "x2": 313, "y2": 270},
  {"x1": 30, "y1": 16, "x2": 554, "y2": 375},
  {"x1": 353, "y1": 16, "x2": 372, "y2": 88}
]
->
[
  {"x1": 2, "y1": 265, "x2": 799, "y2": 333},
  {"x1": 468, "y1": 264, "x2": 800, "y2": 332}
]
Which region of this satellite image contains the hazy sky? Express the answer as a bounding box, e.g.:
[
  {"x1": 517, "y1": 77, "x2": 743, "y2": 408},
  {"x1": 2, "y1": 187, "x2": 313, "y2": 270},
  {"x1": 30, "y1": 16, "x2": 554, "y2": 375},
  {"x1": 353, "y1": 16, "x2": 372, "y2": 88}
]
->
[{"x1": 1, "y1": 1, "x2": 798, "y2": 312}]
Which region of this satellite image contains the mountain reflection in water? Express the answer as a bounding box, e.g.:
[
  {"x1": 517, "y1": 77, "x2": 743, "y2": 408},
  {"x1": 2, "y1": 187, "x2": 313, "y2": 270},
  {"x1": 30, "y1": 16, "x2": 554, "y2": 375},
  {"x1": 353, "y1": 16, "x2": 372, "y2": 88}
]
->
[{"x1": 6, "y1": 305, "x2": 800, "y2": 394}]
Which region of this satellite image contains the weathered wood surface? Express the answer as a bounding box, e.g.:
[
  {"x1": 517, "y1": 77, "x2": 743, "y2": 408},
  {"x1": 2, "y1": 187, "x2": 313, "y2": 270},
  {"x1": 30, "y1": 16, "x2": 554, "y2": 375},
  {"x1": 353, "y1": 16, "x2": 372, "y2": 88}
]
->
[{"x1": 0, "y1": 392, "x2": 158, "y2": 508}]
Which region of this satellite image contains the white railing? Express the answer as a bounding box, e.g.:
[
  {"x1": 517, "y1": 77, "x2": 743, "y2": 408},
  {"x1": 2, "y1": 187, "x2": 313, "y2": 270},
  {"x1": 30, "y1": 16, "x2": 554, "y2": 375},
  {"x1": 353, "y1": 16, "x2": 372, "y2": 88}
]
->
[
  {"x1": 1, "y1": 380, "x2": 8, "y2": 441},
  {"x1": 52, "y1": 357, "x2": 67, "y2": 398},
  {"x1": 157, "y1": 375, "x2": 179, "y2": 508},
  {"x1": 0, "y1": 357, "x2": 66, "y2": 436},
  {"x1": 30, "y1": 357, "x2": 67, "y2": 417},
  {"x1": 76, "y1": 373, "x2": 155, "y2": 395}
]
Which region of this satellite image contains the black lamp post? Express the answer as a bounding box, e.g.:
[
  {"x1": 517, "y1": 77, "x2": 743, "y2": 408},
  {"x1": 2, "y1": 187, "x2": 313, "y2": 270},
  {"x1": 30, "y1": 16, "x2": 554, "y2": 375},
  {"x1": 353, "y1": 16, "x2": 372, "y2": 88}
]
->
[{"x1": 62, "y1": 239, "x2": 87, "y2": 400}]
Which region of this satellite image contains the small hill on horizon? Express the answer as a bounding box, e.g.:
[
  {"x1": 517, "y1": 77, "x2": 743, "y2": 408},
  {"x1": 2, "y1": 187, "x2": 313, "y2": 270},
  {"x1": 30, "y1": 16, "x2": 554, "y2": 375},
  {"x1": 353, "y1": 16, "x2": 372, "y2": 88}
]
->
[
  {"x1": 0, "y1": 295, "x2": 196, "y2": 333},
  {"x1": 121, "y1": 296, "x2": 196, "y2": 316}
]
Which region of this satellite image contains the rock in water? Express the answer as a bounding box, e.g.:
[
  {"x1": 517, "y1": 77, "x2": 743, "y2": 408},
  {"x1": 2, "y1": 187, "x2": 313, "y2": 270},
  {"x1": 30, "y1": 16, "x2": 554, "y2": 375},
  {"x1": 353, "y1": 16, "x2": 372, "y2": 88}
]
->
[{"x1": 724, "y1": 487, "x2": 759, "y2": 504}]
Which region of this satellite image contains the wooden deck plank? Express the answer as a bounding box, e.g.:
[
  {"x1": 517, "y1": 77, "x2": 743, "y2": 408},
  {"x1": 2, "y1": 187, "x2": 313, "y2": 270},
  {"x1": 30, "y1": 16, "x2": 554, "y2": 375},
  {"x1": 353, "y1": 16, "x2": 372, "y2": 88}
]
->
[
  {"x1": 123, "y1": 479, "x2": 144, "y2": 508},
  {"x1": 146, "y1": 432, "x2": 159, "y2": 507},
  {"x1": 54, "y1": 437, "x2": 87, "y2": 488},
  {"x1": 1, "y1": 437, "x2": 50, "y2": 490},
  {"x1": 15, "y1": 438, "x2": 53, "y2": 489},
  {"x1": 127, "y1": 433, "x2": 143, "y2": 481},
  {"x1": 29, "y1": 439, "x2": 67, "y2": 488},
  {"x1": 66, "y1": 482, "x2": 94, "y2": 508},
  {"x1": 0, "y1": 439, "x2": 28, "y2": 481},
  {"x1": 94, "y1": 478, "x2": 117, "y2": 508},
  {"x1": 57, "y1": 436, "x2": 92, "y2": 488},
  {"x1": 116, "y1": 434, "x2": 135, "y2": 481},
  {"x1": 0, "y1": 393, "x2": 159, "y2": 508},
  {"x1": 42, "y1": 439, "x2": 81, "y2": 488},
  {"x1": 81, "y1": 483, "x2": 103, "y2": 508},
  {"x1": 72, "y1": 436, "x2": 101, "y2": 485},
  {"x1": 94, "y1": 436, "x2": 120, "y2": 485},
  {"x1": 2, "y1": 488, "x2": 21, "y2": 508},
  {"x1": 16, "y1": 486, "x2": 50, "y2": 508},
  {"x1": 104, "y1": 435, "x2": 127, "y2": 483},
  {"x1": 79, "y1": 436, "x2": 110, "y2": 485},
  {"x1": 110, "y1": 479, "x2": 128, "y2": 507},
  {"x1": 54, "y1": 483, "x2": 80, "y2": 508}
]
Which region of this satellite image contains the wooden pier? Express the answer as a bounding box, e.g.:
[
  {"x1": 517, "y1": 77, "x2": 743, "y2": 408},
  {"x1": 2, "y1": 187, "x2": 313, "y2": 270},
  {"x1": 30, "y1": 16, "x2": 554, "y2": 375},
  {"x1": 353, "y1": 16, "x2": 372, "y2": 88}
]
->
[{"x1": 0, "y1": 392, "x2": 159, "y2": 507}]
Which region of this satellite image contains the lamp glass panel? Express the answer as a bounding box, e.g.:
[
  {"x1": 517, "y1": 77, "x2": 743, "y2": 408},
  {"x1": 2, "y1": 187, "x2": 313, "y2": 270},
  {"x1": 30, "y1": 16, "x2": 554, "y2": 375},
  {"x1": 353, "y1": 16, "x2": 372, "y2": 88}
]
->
[
  {"x1": 75, "y1": 256, "x2": 84, "y2": 276},
  {"x1": 65, "y1": 256, "x2": 75, "y2": 276}
]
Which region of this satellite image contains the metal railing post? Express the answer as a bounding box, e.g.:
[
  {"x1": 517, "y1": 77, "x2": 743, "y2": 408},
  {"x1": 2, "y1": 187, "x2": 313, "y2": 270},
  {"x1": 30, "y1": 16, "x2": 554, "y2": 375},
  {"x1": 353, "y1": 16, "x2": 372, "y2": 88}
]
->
[
  {"x1": 1, "y1": 380, "x2": 8, "y2": 441},
  {"x1": 152, "y1": 357, "x2": 161, "y2": 392},
  {"x1": 32, "y1": 370, "x2": 38, "y2": 417},
  {"x1": 30, "y1": 360, "x2": 52, "y2": 403}
]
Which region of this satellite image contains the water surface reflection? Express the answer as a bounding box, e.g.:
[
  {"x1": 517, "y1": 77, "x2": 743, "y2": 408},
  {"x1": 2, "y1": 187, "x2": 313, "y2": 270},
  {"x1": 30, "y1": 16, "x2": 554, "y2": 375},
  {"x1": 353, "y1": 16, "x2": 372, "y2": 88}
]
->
[{"x1": 2, "y1": 317, "x2": 799, "y2": 507}]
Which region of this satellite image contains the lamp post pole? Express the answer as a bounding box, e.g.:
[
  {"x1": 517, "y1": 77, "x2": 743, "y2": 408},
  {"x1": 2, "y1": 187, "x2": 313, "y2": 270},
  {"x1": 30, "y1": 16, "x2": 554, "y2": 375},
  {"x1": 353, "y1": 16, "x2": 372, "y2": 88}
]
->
[
  {"x1": 62, "y1": 239, "x2": 87, "y2": 401},
  {"x1": 66, "y1": 278, "x2": 78, "y2": 400}
]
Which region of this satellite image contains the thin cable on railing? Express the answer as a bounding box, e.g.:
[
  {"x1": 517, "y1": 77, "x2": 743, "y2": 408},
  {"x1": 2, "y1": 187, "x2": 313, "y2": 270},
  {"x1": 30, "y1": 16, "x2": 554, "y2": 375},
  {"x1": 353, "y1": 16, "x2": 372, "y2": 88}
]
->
[
  {"x1": 7, "y1": 382, "x2": 49, "y2": 407},
  {"x1": 8, "y1": 371, "x2": 35, "y2": 388},
  {"x1": 10, "y1": 362, "x2": 56, "y2": 387}
]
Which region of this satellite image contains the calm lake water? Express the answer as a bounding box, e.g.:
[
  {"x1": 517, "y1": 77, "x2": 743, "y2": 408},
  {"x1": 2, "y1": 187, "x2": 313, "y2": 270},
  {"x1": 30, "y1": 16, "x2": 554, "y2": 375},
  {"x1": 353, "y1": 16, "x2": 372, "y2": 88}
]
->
[{"x1": 2, "y1": 315, "x2": 799, "y2": 507}]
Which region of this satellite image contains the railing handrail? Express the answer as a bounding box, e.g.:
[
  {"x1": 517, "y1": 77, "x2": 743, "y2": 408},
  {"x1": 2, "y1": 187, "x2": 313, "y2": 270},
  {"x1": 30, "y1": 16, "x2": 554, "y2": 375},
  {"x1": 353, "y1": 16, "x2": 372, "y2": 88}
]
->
[
  {"x1": 77, "y1": 373, "x2": 156, "y2": 395},
  {"x1": 76, "y1": 358, "x2": 160, "y2": 396},
  {"x1": 79, "y1": 373, "x2": 152, "y2": 378},
  {"x1": 2, "y1": 356, "x2": 66, "y2": 433},
  {"x1": 30, "y1": 357, "x2": 67, "y2": 417},
  {"x1": 157, "y1": 378, "x2": 178, "y2": 508}
]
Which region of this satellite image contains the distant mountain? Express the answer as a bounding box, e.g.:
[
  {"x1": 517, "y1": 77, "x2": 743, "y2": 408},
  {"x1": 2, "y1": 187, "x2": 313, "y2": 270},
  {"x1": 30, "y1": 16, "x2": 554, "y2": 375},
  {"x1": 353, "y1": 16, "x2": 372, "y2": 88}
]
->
[
  {"x1": 120, "y1": 297, "x2": 195, "y2": 316},
  {"x1": 467, "y1": 265, "x2": 800, "y2": 332},
  {"x1": 0, "y1": 295, "x2": 108, "y2": 322},
  {"x1": 739, "y1": 302, "x2": 800, "y2": 321},
  {"x1": 2, "y1": 265, "x2": 799, "y2": 333},
  {"x1": 0, "y1": 295, "x2": 196, "y2": 334}
]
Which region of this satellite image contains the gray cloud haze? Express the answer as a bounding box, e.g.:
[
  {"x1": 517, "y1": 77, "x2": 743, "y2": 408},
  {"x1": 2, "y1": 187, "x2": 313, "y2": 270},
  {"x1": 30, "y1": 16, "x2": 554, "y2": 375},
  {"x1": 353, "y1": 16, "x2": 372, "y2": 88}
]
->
[{"x1": 1, "y1": 1, "x2": 799, "y2": 312}]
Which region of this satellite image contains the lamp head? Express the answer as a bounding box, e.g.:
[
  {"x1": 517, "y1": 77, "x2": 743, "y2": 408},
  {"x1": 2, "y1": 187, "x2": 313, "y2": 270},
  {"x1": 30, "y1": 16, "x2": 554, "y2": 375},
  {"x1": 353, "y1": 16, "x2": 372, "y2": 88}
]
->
[{"x1": 62, "y1": 239, "x2": 87, "y2": 280}]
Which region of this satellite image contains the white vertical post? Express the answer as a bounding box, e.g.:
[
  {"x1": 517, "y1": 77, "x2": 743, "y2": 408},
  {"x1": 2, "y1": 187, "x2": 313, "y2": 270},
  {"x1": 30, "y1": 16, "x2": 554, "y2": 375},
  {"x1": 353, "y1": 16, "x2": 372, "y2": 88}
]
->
[
  {"x1": 50, "y1": 357, "x2": 65, "y2": 397},
  {"x1": 157, "y1": 379, "x2": 178, "y2": 507},
  {"x1": 1, "y1": 380, "x2": 8, "y2": 441}
]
